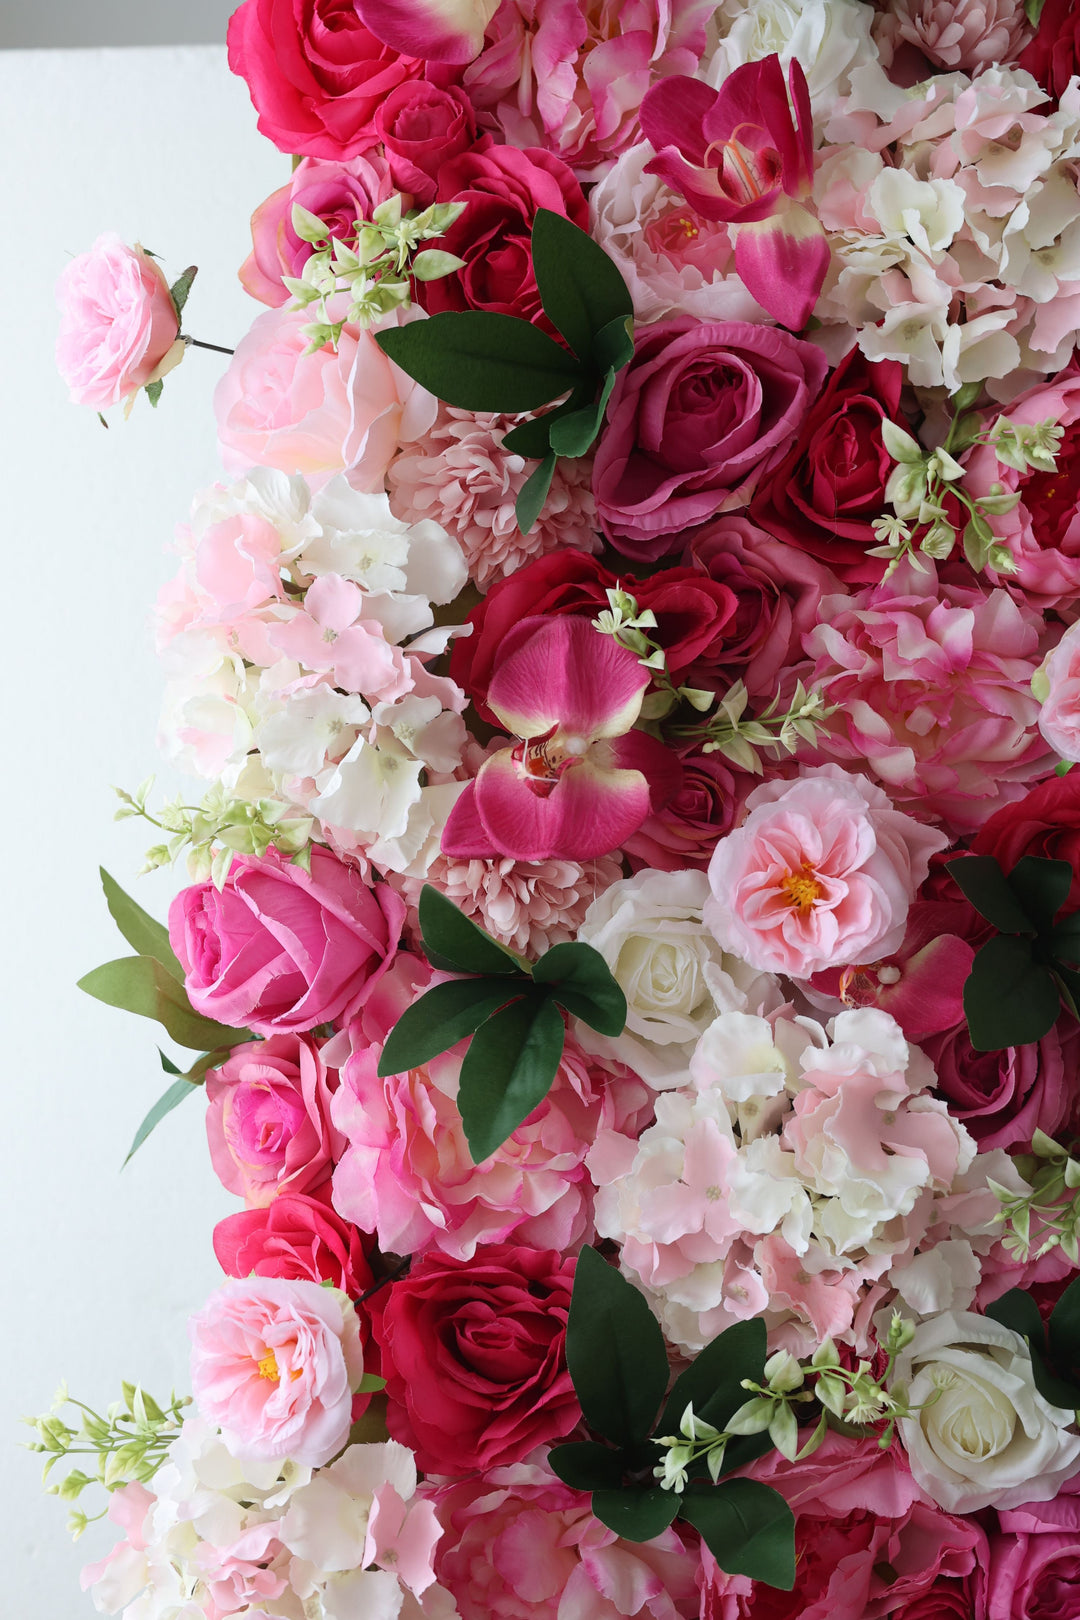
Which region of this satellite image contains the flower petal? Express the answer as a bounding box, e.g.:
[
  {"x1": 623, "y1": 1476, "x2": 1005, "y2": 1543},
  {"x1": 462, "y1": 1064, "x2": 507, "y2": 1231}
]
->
[
  {"x1": 440, "y1": 781, "x2": 501, "y2": 858},
  {"x1": 487, "y1": 617, "x2": 649, "y2": 742},
  {"x1": 355, "y1": 0, "x2": 498, "y2": 63},
  {"x1": 734, "y1": 205, "x2": 831, "y2": 331},
  {"x1": 471, "y1": 747, "x2": 652, "y2": 862}
]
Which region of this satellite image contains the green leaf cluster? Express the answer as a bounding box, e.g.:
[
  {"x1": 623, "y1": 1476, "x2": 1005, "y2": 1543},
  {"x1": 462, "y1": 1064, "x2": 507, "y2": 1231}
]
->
[
  {"x1": 375, "y1": 209, "x2": 634, "y2": 535},
  {"x1": 987, "y1": 1274, "x2": 1080, "y2": 1410},
  {"x1": 549, "y1": 1249, "x2": 795, "y2": 1591},
  {"x1": 377, "y1": 886, "x2": 625, "y2": 1165},
  {"x1": 949, "y1": 855, "x2": 1080, "y2": 1049}
]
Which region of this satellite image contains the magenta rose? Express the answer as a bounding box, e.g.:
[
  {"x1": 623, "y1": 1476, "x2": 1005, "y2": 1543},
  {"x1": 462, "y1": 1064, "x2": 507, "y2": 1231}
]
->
[
  {"x1": 240, "y1": 153, "x2": 395, "y2": 307},
  {"x1": 213, "y1": 1192, "x2": 374, "y2": 1298},
  {"x1": 1018, "y1": 0, "x2": 1080, "y2": 102},
  {"x1": 592, "y1": 316, "x2": 829, "y2": 560},
  {"x1": 373, "y1": 81, "x2": 478, "y2": 206},
  {"x1": 168, "y1": 844, "x2": 405, "y2": 1035},
  {"x1": 990, "y1": 1478, "x2": 1080, "y2": 1619},
  {"x1": 972, "y1": 772, "x2": 1080, "y2": 912},
  {"x1": 205, "y1": 1032, "x2": 345, "y2": 1205},
  {"x1": 226, "y1": 0, "x2": 425, "y2": 159},
  {"x1": 624, "y1": 750, "x2": 756, "y2": 873},
  {"x1": 920, "y1": 1017, "x2": 1080, "y2": 1153},
  {"x1": 371, "y1": 1243, "x2": 579, "y2": 1474},
  {"x1": 55, "y1": 233, "x2": 181, "y2": 409}
]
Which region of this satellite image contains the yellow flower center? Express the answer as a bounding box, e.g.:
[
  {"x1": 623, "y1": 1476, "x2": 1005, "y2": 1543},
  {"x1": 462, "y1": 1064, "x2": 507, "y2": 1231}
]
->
[
  {"x1": 781, "y1": 868, "x2": 823, "y2": 914},
  {"x1": 257, "y1": 1349, "x2": 280, "y2": 1382}
]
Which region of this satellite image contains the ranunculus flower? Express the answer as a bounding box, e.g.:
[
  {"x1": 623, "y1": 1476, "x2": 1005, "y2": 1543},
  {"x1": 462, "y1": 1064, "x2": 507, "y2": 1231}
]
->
[
  {"x1": 213, "y1": 1191, "x2": 374, "y2": 1298},
  {"x1": 56, "y1": 233, "x2": 182, "y2": 409},
  {"x1": 420, "y1": 138, "x2": 588, "y2": 325},
  {"x1": 1019, "y1": 0, "x2": 1080, "y2": 101},
  {"x1": 990, "y1": 1476, "x2": 1080, "y2": 1620},
  {"x1": 189, "y1": 1275, "x2": 366, "y2": 1467},
  {"x1": 592, "y1": 316, "x2": 828, "y2": 560},
  {"x1": 205, "y1": 1032, "x2": 345, "y2": 1206},
  {"x1": 894, "y1": 1310, "x2": 1080, "y2": 1513},
  {"x1": 704, "y1": 765, "x2": 948, "y2": 979},
  {"x1": 240, "y1": 153, "x2": 395, "y2": 307},
  {"x1": 227, "y1": 0, "x2": 425, "y2": 159},
  {"x1": 371, "y1": 1244, "x2": 579, "y2": 1474},
  {"x1": 748, "y1": 347, "x2": 906, "y2": 584},
  {"x1": 972, "y1": 771, "x2": 1080, "y2": 913},
  {"x1": 214, "y1": 304, "x2": 437, "y2": 492},
  {"x1": 168, "y1": 844, "x2": 405, "y2": 1036},
  {"x1": 372, "y1": 81, "x2": 478, "y2": 206}
]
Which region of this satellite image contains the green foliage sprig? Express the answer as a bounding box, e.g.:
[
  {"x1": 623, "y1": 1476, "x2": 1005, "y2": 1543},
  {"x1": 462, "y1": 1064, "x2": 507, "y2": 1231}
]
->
[{"x1": 987, "y1": 1273, "x2": 1080, "y2": 1411}]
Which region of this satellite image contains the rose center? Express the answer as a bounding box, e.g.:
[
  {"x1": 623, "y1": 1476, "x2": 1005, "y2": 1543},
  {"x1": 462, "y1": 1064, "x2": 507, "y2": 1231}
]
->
[{"x1": 781, "y1": 867, "x2": 823, "y2": 913}]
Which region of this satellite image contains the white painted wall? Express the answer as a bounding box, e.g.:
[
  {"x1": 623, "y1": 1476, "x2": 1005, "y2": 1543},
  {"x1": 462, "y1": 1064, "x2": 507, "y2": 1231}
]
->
[
  {"x1": 0, "y1": 0, "x2": 237, "y2": 49},
  {"x1": 1, "y1": 46, "x2": 284, "y2": 1613}
]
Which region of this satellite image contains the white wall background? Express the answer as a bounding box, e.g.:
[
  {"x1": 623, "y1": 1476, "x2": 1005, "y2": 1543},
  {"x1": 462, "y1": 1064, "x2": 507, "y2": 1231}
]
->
[
  {"x1": 0, "y1": 1, "x2": 236, "y2": 48},
  {"x1": 1, "y1": 46, "x2": 283, "y2": 1613}
]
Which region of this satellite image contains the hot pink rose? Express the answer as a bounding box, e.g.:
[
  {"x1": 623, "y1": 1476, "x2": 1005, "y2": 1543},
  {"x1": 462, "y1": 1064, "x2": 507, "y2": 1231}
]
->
[
  {"x1": 168, "y1": 844, "x2": 405, "y2": 1036},
  {"x1": 592, "y1": 317, "x2": 828, "y2": 561},
  {"x1": 205, "y1": 1033, "x2": 345, "y2": 1206},
  {"x1": 215, "y1": 304, "x2": 437, "y2": 492},
  {"x1": 373, "y1": 81, "x2": 478, "y2": 206},
  {"x1": 189, "y1": 1274, "x2": 365, "y2": 1467},
  {"x1": 213, "y1": 1191, "x2": 375, "y2": 1298},
  {"x1": 56, "y1": 233, "x2": 181, "y2": 409},
  {"x1": 704, "y1": 765, "x2": 948, "y2": 979},
  {"x1": 240, "y1": 154, "x2": 396, "y2": 307},
  {"x1": 990, "y1": 1476, "x2": 1080, "y2": 1619}
]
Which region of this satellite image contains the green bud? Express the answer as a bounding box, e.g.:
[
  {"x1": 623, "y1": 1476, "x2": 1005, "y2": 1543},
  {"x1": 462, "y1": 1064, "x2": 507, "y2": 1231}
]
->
[{"x1": 764, "y1": 1350, "x2": 805, "y2": 1393}]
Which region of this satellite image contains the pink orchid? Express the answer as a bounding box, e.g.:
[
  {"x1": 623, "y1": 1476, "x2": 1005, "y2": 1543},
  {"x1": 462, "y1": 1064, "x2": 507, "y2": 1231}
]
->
[
  {"x1": 640, "y1": 55, "x2": 829, "y2": 330},
  {"x1": 441, "y1": 616, "x2": 680, "y2": 862},
  {"x1": 271, "y1": 575, "x2": 412, "y2": 702},
  {"x1": 355, "y1": 0, "x2": 498, "y2": 64}
]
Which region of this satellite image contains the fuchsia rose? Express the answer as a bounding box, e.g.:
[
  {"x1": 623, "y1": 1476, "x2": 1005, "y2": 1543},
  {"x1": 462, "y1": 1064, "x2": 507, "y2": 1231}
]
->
[
  {"x1": 168, "y1": 844, "x2": 405, "y2": 1036},
  {"x1": 56, "y1": 233, "x2": 181, "y2": 409},
  {"x1": 624, "y1": 750, "x2": 757, "y2": 874},
  {"x1": 705, "y1": 765, "x2": 948, "y2": 979},
  {"x1": 1037, "y1": 620, "x2": 1080, "y2": 763},
  {"x1": 213, "y1": 1192, "x2": 374, "y2": 1298},
  {"x1": 205, "y1": 1033, "x2": 345, "y2": 1206},
  {"x1": 226, "y1": 0, "x2": 425, "y2": 159},
  {"x1": 189, "y1": 1274, "x2": 365, "y2": 1467},
  {"x1": 370, "y1": 1244, "x2": 579, "y2": 1475},
  {"x1": 920, "y1": 1017, "x2": 1080, "y2": 1153},
  {"x1": 990, "y1": 1478, "x2": 1080, "y2": 1619},
  {"x1": 592, "y1": 317, "x2": 828, "y2": 561},
  {"x1": 240, "y1": 153, "x2": 395, "y2": 307},
  {"x1": 372, "y1": 81, "x2": 478, "y2": 206}
]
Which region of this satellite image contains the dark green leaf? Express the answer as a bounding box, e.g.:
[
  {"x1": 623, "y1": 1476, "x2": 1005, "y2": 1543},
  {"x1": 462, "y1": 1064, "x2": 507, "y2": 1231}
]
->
[
  {"x1": 1028, "y1": 1351, "x2": 1080, "y2": 1412},
  {"x1": 1050, "y1": 1276, "x2": 1080, "y2": 1371},
  {"x1": 377, "y1": 978, "x2": 524, "y2": 1076},
  {"x1": 532, "y1": 941, "x2": 627, "y2": 1036},
  {"x1": 1050, "y1": 915, "x2": 1080, "y2": 964},
  {"x1": 418, "y1": 885, "x2": 523, "y2": 976},
  {"x1": 159, "y1": 1046, "x2": 231, "y2": 1082},
  {"x1": 548, "y1": 369, "x2": 616, "y2": 458},
  {"x1": 531, "y1": 208, "x2": 633, "y2": 365},
  {"x1": 1008, "y1": 857, "x2": 1072, "y2": 933},
  {"x1": 680, "y1": 1480, "x2": 795, "y2": 1590},
  {"x1": 986, "y1": 1288, "x2": 1047, "y2": 1350},
  {"x1": 548, "y1": 1442, "x2": 625, "y2": 1491},
  {"x1": 1053, "y1": 963, "x2": 1080, "y2": 1020},
  {"x1": 122, "y1": 1077, "x2": 199, "y2": 1167},
  {"x1": 100, "y1": 868, "x2": 184, "y2": 982},
  {"x1": 169, "y1": 264, "x2": 198, "y2": 319},
  {"x1": 458, "y1": 993, "x2": 565, "y2": 1163},
  {"x1": 375, "y1": 312, "x2": 585, "y2": 412},
  {"x1": 660, "y1": 1318, "x2": 767, "y2": 1437},
  {"x1": 516, "y1": 452, "x2": 557, "y2": 536},
  {"x1": 591, "y1": 1488, "x2": 679, "y2": 1543},
  {"x1": 593, "y1": 314, "x2": 636, "y2": 373},
  {"x1": 948, "y1": 855, "x2": 1032, "y2": 933},
  {"x1": 78, "y1": 956, "x2": 248, "y2": 1050},
  {"x1": 567, "y1": 1245, "x2": 670, "y2": 1446},
  {"x1": 501, "y1": 392, "x2": 588, "y2": 458},
  {"x1": 145, "y1": 380, "x2": 163, "y2": 407},
  {"x1": 963, "y1": 935, "x2": 1061, "y2": 1050}
]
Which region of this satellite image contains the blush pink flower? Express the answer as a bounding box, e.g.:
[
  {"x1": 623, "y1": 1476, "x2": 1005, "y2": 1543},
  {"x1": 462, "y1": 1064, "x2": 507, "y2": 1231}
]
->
[
  {"x1": 802, "y1": 559, "x2": 1056, "y2": 832},
  {"x1": 193, "y1": 1522, "x2": 291, "y2": 1618},
  {"x1": 874, "y1": 0, "x2": 1031, "y2": 80},
  {"x1": 56, "y1": 233, "x2": 182, "y2": 409},
  {"x1": 271, "y1": 574, "x2": 412, "y2": 702},
  {"x1": 705, "y1": 765, "x2": 947, "y2": 979},
  {"x1": 188, "y1": 1275, "x2": 365, "y2": 1467},
  {"x1": 240, "y1": 153, "x2": 395, "y2": 307},
  {"x1": 79, "y1": 1483, "x2": 154, "y2": 1611},
  {"x1": 1038, "y1": 620, "x2": 1080, "y2": 762},
  {"x1": 355, "y1": 0, "x2": 498, "y2": 65}
]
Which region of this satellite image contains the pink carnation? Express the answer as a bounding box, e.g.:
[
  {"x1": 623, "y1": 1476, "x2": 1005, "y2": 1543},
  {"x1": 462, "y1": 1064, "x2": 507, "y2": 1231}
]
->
[
  {"x1": 330, "y1": 957, "x2": 652, "y2": 1259},
  {"x1": 387, "y1": 406, "x2": 599, "y2": 590},
  {"x1": 874, "y1": 0, "x2": 1031, "y2": 80},
  {"x1": 188, "y1": 1274, "x2": 365, "y2": 1467},
  {"x1": 56, "y1": 233, "x2": 181, "y2": 409},
  {"x1": 1039, "y1": 620, "x2": 1080, "y2": 762},
  {"x1": 802, "y1": 560, "x2": 1056, "y2": 832}
]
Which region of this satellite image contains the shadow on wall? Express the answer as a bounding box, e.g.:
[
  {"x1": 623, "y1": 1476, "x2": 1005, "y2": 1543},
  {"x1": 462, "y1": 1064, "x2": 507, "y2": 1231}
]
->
[{"x1": 0, "y1": 0, "x2": 237, "y2": 48}]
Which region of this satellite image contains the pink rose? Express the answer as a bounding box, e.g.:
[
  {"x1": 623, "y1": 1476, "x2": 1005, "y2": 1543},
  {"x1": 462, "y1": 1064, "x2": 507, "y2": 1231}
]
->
[
  {"x1": 704, "y1": 765, "x2": 948, "y2": 979},
  {"x1": 1039, "y1": 619, "x2": 1080, "y2": 762},
  {"x1": 990, "y1": 1477, "x2": 1080, "y2": 1619},
  {"x1": 215, "y1": 304, "x2": 438, "y2": 492},
  {"x1": 205, "y1": 1033, "x2": 345, "y2": 1206},
  {"x1": 592, "y1": 317, "x2": 829, "y2": 561},
  {"x1": 168, "y1": 844, "x2": 405, "y2": 1036},
  {"x1": 623, "y1": 750, "x2": 756, "y2": 873},
  {"x1": 56, "y1": 233, "x2": 181, "y2": 409},
  {"x1": 188, "y1": 1274, "x2": 365, "y2": 1467},
  {"x1": 240, "y1": 154, "x2": 396, "y2": 307},
  {"x1": 373, "y1": 81, "x2": 478, "y2": 206},
  {"x1": 920, "y1": 1017, "x2": 1080, "y2": 1153},
  {"x1": 213, "y1": 1191, "x2": 375, "y2": 1298}
]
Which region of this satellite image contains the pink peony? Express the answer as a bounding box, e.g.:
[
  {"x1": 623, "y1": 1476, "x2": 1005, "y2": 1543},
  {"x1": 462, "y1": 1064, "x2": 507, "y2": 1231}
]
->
[
  {"x1": 1038, "y1": 619, "x2": 1080, "y2": 762},
  {"x1": 874, "y1": 0, "x2": 1031, "y2": 81},
  {"x1": 387, "y1": 406, "x2": 599, "y2": 590},
  {"x1": 802, "y1": 559, "x2": 1056, "y2": 832},
  {"x1": 168, "y1": 844, "x2": 405, "y2": 1036},
  {"x1": 205, "y1": 1032, "x2": 345, "y2": 1206},
  {"x1": 704, "y1": 765, "x2": 948, "y2": 979},
  {"x1": 214, "y1": 304, "x2": 437, "y2": 492},
  {"x1": 425, "y1": 1457, "x2": 700, "y2": 1620},
  {"x1": 240, "y1": 153, "x2": 395, "y2": 307},
  {"x1": 330, "y1": 956, "x2": 652, "y2": 1259},
  {"x1": 56, "y1": 233, "x2": 182, "y2": 409},
  {"x1": 188, "y1": 1274, "x2": 365, "y2": 1467}
]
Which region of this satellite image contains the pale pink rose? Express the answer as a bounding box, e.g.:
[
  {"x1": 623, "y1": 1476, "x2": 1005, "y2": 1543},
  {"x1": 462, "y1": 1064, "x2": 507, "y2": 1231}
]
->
[
  {"x1": 704, "y1": 765, "x2": 948, "y2": 979},
  {"x1": 215, "y1": 305, "x2": 436, "y2": 492},
  {"x1": 874, "y1": 0, "x2": 1030, "y2": 79},
  {"x1": 802, "y1": 559, "x2": 1056, "y2": 832},
  {"x1": 1039, "y1": 620, "x2": 1080, "y2": 762},
  {"x1": 387, "y1": 406, "x2": 599, "y2": 590},
  {"x1": 188, "y1": 1274, "x2": 365, "y2": 1467},
  {"x1": 56, "y1": 232, "x2": 182, "y2": 408},
  {"x1": 330, "y1": 956, "x2": 652, "y2": 1260},
  {"x1": 425, "y1": 1457, "x2": 700, "y2": 1620}
]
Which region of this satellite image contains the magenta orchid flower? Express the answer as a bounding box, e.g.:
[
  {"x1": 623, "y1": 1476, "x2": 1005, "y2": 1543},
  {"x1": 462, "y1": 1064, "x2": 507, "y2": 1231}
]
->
[
  {"x1": 354, "y1": 0, "x2": 498, "y2": 64},
  {"x1": 640, "y1": 55, "x2": 830, "y2": 331},
  {"x1": 442, "y1": 616, "x2": 681, "y2": 863}
]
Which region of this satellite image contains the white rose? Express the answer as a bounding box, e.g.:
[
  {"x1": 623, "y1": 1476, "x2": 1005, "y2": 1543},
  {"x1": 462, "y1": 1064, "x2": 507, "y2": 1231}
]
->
[
  {"x1": 895, "y1": 1310, "x2": 1080, "y2": 1512},
  {"x1": 576, "y1": 868, "x2": 780, "y2": 1087}
]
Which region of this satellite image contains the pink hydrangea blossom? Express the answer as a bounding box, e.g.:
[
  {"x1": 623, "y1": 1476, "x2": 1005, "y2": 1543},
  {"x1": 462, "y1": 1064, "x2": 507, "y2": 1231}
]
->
[
  {"x1": 56, "y1": 233, "x2": 182, "y2": 409},
  {"x1": 704, "y1": 765, "x2": 948, "y2": 979},
  {"x1": 271, "y1": 574, "x2": 412, "y2": 702},
  {"x1": 79, "y1": 1483, "x2": 154, "y2": 1611},
  {"x1": 1038, "y1": 620, "x2": 1080, "y2": 762},
  {"x1": 874, "y1": 0, "x2": 1031, "y2": 80}
]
